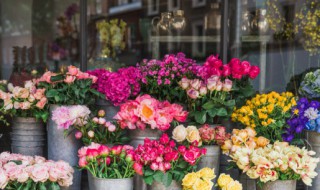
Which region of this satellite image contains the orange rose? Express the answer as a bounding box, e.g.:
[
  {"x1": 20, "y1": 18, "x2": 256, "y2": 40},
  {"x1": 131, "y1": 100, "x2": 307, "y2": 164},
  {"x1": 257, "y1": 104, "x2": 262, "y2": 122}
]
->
[{"x1": 255, "y1": 136, "x2": 270, "y2": 147}]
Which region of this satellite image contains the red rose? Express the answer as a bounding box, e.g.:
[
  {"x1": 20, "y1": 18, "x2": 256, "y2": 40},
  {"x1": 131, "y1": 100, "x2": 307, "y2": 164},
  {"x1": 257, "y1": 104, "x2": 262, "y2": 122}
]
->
[
  {"x1": 159, "y1": 134, "x2": 170, "y2": 145},
  {"x1": 241, "y1": 61, "x2": 251, "y2": 75},
  {"x1": 249, "y1": 65, "x2": 260, "y2": 79},
  {"x1": 164, "y1": 150, "x2": 179, "y2": 162}
]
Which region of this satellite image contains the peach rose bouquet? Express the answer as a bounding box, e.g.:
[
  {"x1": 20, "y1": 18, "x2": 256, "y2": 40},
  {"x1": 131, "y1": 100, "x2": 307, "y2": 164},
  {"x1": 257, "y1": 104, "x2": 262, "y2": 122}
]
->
[
  {"x1": 0, "y1": 80, "x2": 49, "y2": 123},
  {"x1": 230, "y1": 141, "x2": 320, "y2": 186},
  {"x1": 114, "y1": 94, "x2": 188, "y2": 131},
  {"x1": 0, "y1": 152, "x2": 74, "y2": 190},
  {"x1": 36, "y1": 65, "x2": 103, "y2": 105},
  {"x1": 172, "y1": 124, "x2": 230, "y2": 146}
]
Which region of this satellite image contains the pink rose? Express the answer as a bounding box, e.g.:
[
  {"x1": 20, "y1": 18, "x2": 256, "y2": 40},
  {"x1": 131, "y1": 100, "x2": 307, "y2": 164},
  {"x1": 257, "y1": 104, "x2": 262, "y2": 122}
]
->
[
  {"x1": 249, "y1": 65, "x2": 260, "y2": 79},
  {"x1": 78, "y1": 157, "x2": 88, "y2": 168},
  {"x1": 199, "y1": 85, "x2": 208, "y2": 96},
  {"x1": 76, "y1": 72, "x2": 90, "y2": 80},
  {"x1": 164, "y1": 151, "x2": 179, "y2": 162},
  {"x1": 207, "y1": 75, "x2": 219, "y2": 91},
  {"x1": 241, "y1": 61, "x2": 251, "y2": 75},
  {"x1": 199, "y1": 124, "x2": 215, "y2": 143},
  {"x1": 205, "y1": 55, "x2": 223, "y2": 68},
  {"x1": 36, "y1": 97, "x2": 47, "y2": 109},
  {"x1": 67, "y1": 66, "x2": 79, "y2": 76},
  {"x1": 222, "y1": 79, "x2": 233, "y2": 92},
  {"x1": 108, "y1": 124, "x2": 116, "y2": 132},
  {"x1": 214, "y1": 126, "x2": 228, "y2": 145},
  {"x1": 159, "y1": 134, "x2": 170, "y2": 145},
  {"x1": 35, "y1": 156, "x2": 46, "y2": 164},
  {"x1": 178, "y1": 145, "x2": 187, "y2": 153},
  {"x1": 222, "y1": 65, "x2": 231, "y2": 77},
  {"x1": 34, "y1": 89, "x2": 45, "y2": 100},
  {"x1": 98, "y1": 118, "x2": 106, "y2": 125},
  {"x1": 216, "y1": 81, "x2": 223, "y2": 91},
  {"x1": 174, "y1": 111, "x2": 188, "y2": 123},
  {"x1": 179, "y1": 77, "x2": 190, "y2": 89},
  {"x1": 0, "y1": 168, "x2": 8, "y2": 189},
  {"x1": 164, "y1": 162, "x2": 171, "y2": 170},
  {"x1": 64, "y1": 75, "x2": 76, "y2": 84},
  {"x1": 190, "y1": 79, "x2": 202, "y2": 90},
  {"x1": 150, "y1": 162, "x2": 159, "y2": 171},
  {"x1": 187, "y1": 89, "x2": 199, "y2": 99},
  {"x1": 133, "y1": 162, "x2": 143, "y2": 175},
  {"x1": 31, "y1": 164, "x2": 49, "y2": 182},
  {"x1": 20, "y1": 101, "x2": 31, "y2": 110},
  {"x1": 183, "y1": 151, "x2": 197, "y2": 165},
  {"x1": 49, "y1": 167, "x2": 60, "y2": 182},
  {"x1": 90, "y1": 75, "x2": 98, "y2": 83}
]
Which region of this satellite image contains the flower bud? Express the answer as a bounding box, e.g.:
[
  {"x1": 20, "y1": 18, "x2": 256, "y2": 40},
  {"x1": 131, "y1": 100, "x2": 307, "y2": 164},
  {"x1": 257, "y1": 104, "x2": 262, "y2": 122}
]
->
[
  {"x1": 98, "y1": 110, "x2": 106, "y2": 117},
  {"x1": 88, "y1": 131, "x2": 94, "y2": 138}
]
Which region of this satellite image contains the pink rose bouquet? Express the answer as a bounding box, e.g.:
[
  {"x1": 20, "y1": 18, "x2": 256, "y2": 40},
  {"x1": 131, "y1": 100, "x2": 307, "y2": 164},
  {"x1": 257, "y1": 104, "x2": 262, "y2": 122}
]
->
[
  {"x1": 137, "y1": 52, "x2": 200, "y2": 103},
  {"x1": 87, "y1": 66, "x2": 142, "y2": 106},
  {"x1": 78, "y1": 143, "x2": 138, "y2": 179},
  {"x1": 179, "y1": 76, "x2": 235, "y2": 124},
  {"x1": 114, "y1": 94, "x2": 188, "y2": 131},
  {"x1": 75, "y1": 110, "x2": 128, "y2": 145},
  {"x1": 37, "y1": 65, "x2": 102, "y2": 105},
  {"x1": 0, "y1": 152, "x2": 74, "y2": 189},
  {"x1": 0, "y1": 80, "x2": 48, "y2": 123},
  {"x1": 197, "y1": 55, "x2": 260, "y2": 108},
  {"x1": 134, "y1": 134, "x2": 206, "y2": 187},
  {"x1": 172, "y1": 124, "x2": 231, "y2": 146}
]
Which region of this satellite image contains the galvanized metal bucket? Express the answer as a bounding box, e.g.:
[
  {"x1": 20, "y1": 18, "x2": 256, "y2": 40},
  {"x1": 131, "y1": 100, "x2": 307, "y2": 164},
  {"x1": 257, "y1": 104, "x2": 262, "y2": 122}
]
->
[
  {"x1": 306, "y1": 130, "x2": 320, "y2": 190},
  {"x1": 11, "y1": 117, "x2": 45, "y2": 156},
  {"x1": 148, "y1": 180, "x2": 182, "y2": 190},
  {"x1": 197, "y1": 145, "x2": 220, "y2": 190},
  {"x1": 130, "y1": 128, "x2": 162, "y2": 190},
  {"x1": 47, "y1": 105, "x2": 82, "y2": 190},
  {"x1": 240, "y1": 173, "x2": 257, "y2": 190},
  {"x1": 96, "y1": 98, "x2": 120, "y2": 121},
  {"x1": 257, "y1": 180, "x2": 296, "y2": 190},
  {"x1": 88, "y1": 173, "x2": 133, "y2": 190}
]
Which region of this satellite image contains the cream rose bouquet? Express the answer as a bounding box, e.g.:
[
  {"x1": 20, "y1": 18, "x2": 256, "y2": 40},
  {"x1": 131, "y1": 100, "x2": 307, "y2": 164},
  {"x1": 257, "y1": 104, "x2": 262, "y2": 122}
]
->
[
  {"x1": 0, "y1": 152, "x2": 74, "y2": 190},
  {"x1": 172, "y1": 124, "x2": 230, "y2": 146},
  {"x1": 230, "y1": 141, "x2": 320, "y2": 186},
  {"x1": 0, "y1": 80, "x2": 49, "y2": 123}
]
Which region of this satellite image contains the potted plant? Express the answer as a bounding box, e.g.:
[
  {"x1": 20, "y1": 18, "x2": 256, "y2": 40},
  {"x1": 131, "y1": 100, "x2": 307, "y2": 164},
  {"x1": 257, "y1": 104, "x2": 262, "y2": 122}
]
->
[
  {"x1": 0, "y1": 152, "x2": 74, "y2": 190},
  {"x1": 87, "y1": 67, "x2": 142, "y2": 120},
  {"x1": 133, "y1": 134, "x2": 206, "y2": 190},
  {"x1": 0, "y1": 80, "x2": 48, "y2": 156},
  {"x1": 231, "y1": 91, "x2": 297, "y2": 143},
  {"x1": 78, "y1": 143, "x2": 137, "y2": 190},
  {"x1": 228, "y1": 141, "x2": 319, "y2": 190},
  {"x1": 36, "y1": 65, "x2": 102, "y2": 189},
  {"x1": 172, "y1": 124, "x2": 230, "y2": 189},
  {"x1": 181, "y1": 168, "x2": 242, "y2": 190},
  {"x1": 74, "y1": 109, "x2": 129, "y2": 146}
]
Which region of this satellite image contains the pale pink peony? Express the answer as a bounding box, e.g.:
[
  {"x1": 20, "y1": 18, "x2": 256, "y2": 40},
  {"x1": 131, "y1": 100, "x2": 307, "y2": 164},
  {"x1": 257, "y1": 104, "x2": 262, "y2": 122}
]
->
[
  {"x1": 0, "y1": 168, "x2": 8, "y2": 189},
  {"x1": 30, "y1": 164, "x2": 49, "y2": 182}
]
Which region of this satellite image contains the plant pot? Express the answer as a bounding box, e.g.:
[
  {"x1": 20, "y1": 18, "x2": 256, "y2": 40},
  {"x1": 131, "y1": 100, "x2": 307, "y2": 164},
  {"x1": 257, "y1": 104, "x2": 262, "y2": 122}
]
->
[
  {"x1": 47, "y1": 105, "x2": 82, "y2": 190},
  {"x1": 306, "y1": 130, "x2": 320, "y2": 190},
  {"x1": 198, "y1": 145, "x2": 220, "y2": 190},
  {"x1": 130, "y1": 128, "x2": 162, "y2": 190},
  {"x1": 257, "y1": 180, "x2": 296, "y2": 190},
  {"x1": 148, "y1": 180, "x2": 182, "y2": 190},
  {"x1": 11, "y1": 117, "x2": 45, "y2": 156},
  {"x1": 88, "y1": 173, "x2": 133, "y2": 190},
  {"x1": 95, "y1": 98, "x2": 120, "y2": 121},
  {"x1": 239, "y1": 173, "x2": 257, "y2": 190}
]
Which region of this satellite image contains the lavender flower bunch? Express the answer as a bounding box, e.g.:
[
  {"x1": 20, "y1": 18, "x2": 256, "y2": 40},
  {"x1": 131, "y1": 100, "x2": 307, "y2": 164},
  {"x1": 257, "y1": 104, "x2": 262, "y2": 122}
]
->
[
  {"x1": 284, "y1": 97, "x2": 320, "y2": 142},
  {"x1": 299, "y1": 69, "x2": 320, "y2": 99},
  {"x1": 137, "y1": 52, "x2": 200, "y2": 103}
]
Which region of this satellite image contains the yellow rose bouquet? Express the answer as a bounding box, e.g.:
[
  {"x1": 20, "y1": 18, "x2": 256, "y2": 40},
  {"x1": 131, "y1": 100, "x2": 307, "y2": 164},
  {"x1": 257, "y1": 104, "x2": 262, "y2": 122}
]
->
[
  {"x1": 217, "y1": 173, "x2": 242, "y2": 190},
  {"x1": 229, "y1": 141, "x2": 320, "y2": 186},
  {"x1": 231, "y1": 91, "x2": 296, "y2": 142}
]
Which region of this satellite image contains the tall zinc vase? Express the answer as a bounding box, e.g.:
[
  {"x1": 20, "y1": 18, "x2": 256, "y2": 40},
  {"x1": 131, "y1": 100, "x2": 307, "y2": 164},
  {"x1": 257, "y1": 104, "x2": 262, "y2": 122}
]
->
[
  {"x1": 11, "y1": 117, "x2": 46, "y2": 156},
  {"x1": 47, "y1": 105, "x2": 82, "y2": 190},
  {"x1": 148, "y1": 180, "x2": 182, "y2": 190},
  {"x1": 88, "y1": 173, "x2": 133, "y2": 190},
  {"x1": 306, "y1": 130, "x2": 320, "y2": 190},
  {"x1": 257, "y1": 180, "x2": 296, "y2": 190},
  {"x1": 129, "y1": 128, "x2": 162, "y2": 190},
  {"x1": 95, "y1": 98, "x2": 120, "y2": 121}
]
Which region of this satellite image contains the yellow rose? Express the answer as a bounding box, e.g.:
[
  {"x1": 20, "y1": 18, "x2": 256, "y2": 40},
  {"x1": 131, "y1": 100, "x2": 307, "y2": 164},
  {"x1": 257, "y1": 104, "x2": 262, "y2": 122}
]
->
[
  {"x1": 245, "y1": 127, "x2": 256, "y2": 138},
  {"x1": 186, "y1": 126, "x2": 201, "y2": 143},
  {"x1": 217, "y1": 173, "x2": 233, "y2": 187},
  {"x1": 182, "y1": 172, "x2": 199, "y2": 188},
  {"x1": 192, "y1": 178, "x2": 213, "y2": 190},
  {"x1": 255, "y1": 136, "x2": 270, "y2": 147},
  {"x1": 221, "y1": 139, "x2": 232, "y2": 152},
  {"x1": 198, "y1": 168, "x2": 215, "y2": 180},
  {"x1": 172, "y1": 125, "x2": 187, "y2": 142},
  {"x1": 222, "y1": 180, "x2": 243, "y2": 190}
]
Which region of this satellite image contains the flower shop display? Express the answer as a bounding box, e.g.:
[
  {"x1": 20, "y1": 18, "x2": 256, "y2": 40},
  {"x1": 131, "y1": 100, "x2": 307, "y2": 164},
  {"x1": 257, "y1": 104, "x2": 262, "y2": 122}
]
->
[
  {"x1": 217, "y1": 173, "x2": 242, "y2": 190},
  {"x1": 0, "y1": 81, "x2": 48, "y2": 156},
  {"x1": 231, "y1": 91, "x2": 297, "y2": 142},
  {"x1": 172, "y1": 124, "x2": 230, "y2": 188},
  {"x1": 78, "y1": 143, "x2": 137, "y2": 190},
  {"x1": 75, "y1": 109, "x2": 129, "y2": 145},
  {"x1": 134, "y1": 134, "x2": 206, "y2": 189},
  {"x1": 137, "y1": 52, "x2": 199, "y2": 103},
  {"x1": 197, "y1": 56, "x2": 260, "y2": 108},
  {"x1": 87, "y1": 67, "x2": 142, "y2": 120},
  {"x1": 182, "y1": 167, "x2": 216, "y2": 190},
  {"x1": 0, "y1": 152, "x2": 74, "y2": 190},
  {"x1": 179, "y1": 76, "x2": 235, "y2": 124},
  {"x1": 229, "y1": 141, "x2": 319, "y2": 189}
]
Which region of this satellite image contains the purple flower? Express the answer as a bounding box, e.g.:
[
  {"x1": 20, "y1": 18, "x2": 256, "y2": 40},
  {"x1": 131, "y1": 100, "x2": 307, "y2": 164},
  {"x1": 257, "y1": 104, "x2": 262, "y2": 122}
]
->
[{"x1": 65, "y1": 3, "x2": 79, "y2": 20}]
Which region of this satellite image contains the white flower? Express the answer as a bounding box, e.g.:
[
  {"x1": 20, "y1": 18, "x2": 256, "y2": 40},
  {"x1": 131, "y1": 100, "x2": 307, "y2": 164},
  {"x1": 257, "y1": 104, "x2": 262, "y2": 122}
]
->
[{"x1": 304, "y1": 107, "x2": 319, "y2": 120}]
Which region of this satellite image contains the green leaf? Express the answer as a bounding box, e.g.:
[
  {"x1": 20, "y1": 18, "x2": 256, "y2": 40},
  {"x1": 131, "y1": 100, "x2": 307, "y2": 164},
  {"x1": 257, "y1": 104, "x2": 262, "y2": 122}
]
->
[
  {"x1": 46, "y1": 89, "x2": 59, "y2": 98},
  {"x1": 225, "y1": 100, "x2": 236, "y2": 107},
  {"x1": 39, "y1": 183, "x2": 47, "y2": 190},
  {"x1": 176, "y1": 161, "x2": 188, "y2": 169},
  {"x1": 144, "y1": 169, "x2": 154, "y2": 177},
  {"x1": 195, "y1": 110, "x2": 207, "y2": 124},
  {"x1": 54, "y1": 95, "x2": 61, "y2": 102},
  {"x1": 48, "y1": 182, "x2": 60, "y2": 190},
  {"x1": 202, "y1": 101, "x2": 215, "y2": 110},
  {"x1": 207, "y1": 108, "x2": 217, "y2": 117},
  {"x1": 50, "y1": 74, "x2": 64, "y2": 82},
  {"x1": 162, "y1": 172, "x2": 173, "y2": 187},
  {"x1": 143, "y1": 175, "x2": 154, "y2": 185},
  {"x1": 216, "y1": 108, "x2": 228, "y2": 116},
  {"x1": 153, "y1": 171, "x2": 164, "y2": 182}
]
